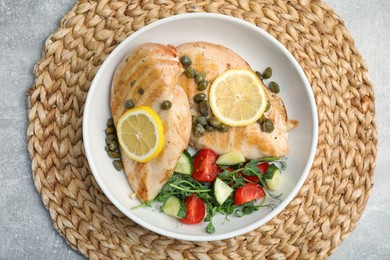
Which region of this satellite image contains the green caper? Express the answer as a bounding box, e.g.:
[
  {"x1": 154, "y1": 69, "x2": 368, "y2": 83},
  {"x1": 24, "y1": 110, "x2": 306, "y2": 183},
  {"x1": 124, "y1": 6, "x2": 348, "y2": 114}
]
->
[
  {"x1": 197, "y1": 81, "x2": 208, "y2": 91},
  {"x1": 262, "y1": 67, "x2": 272, "y2": 79},
  {"x1": 208, "y1": 117, "x2": 222, "y2": 128},
  {"x1": 113, "y1": 160, "x2": 123, "y2": 171},
  {"x1": 108, "y1": 151, "x2": 121, "y2": 158},
  {"x1": 257, "y1": 115, "x2": 266, "y2": 125},
  {"x1": 138, "y1": 88, "x2": 144, "y2": 95},
  {"x1": 269, "y1": 81, "x2": 280, "y2": 93},
  {"x1": 261, "y1": 118, "x2": 274, "y2": 133},
  {"x1": 193, "y1": 93, "x2": 206, "y2": 103},
  {"x1": 105, "y1": 127, "x2": 116, "y2": 135},
  {"x1": 180, "y1": 55, "x2": 192, "y2": 68},
  {"x1": 255, "y1": 71, "x2": 263, "y2": 80},
  {"x1": 199, "y1": 100, "x2": 210, "y2": 116},
  {"x1": 125, "y1": 99, "x2": 134, "y2": 109},
  {"x1": 205, "y1": 125, "x2": 214, "y2": 132},
  {"x1": 195, "y1": 71, "x2": 206, "y2": 83},
  {"x1": 161, "y1": 100, "x2": 172, "y2": 110},
  {"x1": 104, "y1": 145, "x2": 110, "y2": 152},
  {"x1": 217, "y1": 124, "x2": 229, "y2": 133},
  {"x1": 105, "y1": 134, "x2": 117, "y2": 144},
  {"x1": 197, "y1": 116, "x2": 208, "y2": 126},
  {"x1": 108, "y1": 141, "x2": 118, "y2": 151},
  {"x1": 193, "y1": 123, "x2": 205, "y2": 137},
  {"x1": 106, "y1": 118, "x2": 114, "y2": 127},
  {"x1": 185, "y1": 67, "x2": 196, "y2": 78},
  {"x1": 264, "y1": 100, "x2": 271, "y2": 112}
]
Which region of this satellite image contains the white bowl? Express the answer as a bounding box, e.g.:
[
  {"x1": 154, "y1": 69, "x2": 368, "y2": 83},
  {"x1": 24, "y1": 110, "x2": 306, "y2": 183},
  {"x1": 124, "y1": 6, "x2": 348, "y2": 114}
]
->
[{"x1": 83, "y1": 13, "x2": 318, "y2": 241}]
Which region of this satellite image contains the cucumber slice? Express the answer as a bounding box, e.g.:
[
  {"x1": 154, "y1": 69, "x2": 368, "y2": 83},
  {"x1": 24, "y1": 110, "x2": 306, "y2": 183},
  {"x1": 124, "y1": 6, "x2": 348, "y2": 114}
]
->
[
  {"x1": 162, "y1": 196, "x2": 181, "y2": 218},
  {"x1": 214, "y1": 178, "x2": 233, "y2": 205},
  {"x1": 216, "y1": 150, "x2": 246, "y2": 165},
  {"x1": 174, "y1": 150, "x2": 193, "y2": 175},
  {"x1": 264, "y1": 164, "x2": 282, "y2": 191}
]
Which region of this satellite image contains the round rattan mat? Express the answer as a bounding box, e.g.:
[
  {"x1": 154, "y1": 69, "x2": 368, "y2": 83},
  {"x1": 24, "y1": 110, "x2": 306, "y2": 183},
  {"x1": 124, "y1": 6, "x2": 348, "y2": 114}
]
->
[{"x1": 27, "y1": 0, "x2": 377, "y2": 259}]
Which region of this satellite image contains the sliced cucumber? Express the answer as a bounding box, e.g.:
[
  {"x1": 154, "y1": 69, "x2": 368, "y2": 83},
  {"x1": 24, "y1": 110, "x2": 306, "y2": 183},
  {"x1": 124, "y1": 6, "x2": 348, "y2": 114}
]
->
[
  {"x1": 174, "y1": 150, "x2": 193, "y2": 175},
  {"x1": 264, "y1": 164, "x2": 282, "y2": 191},
  {"x1": 162, "y1": 196, "x2": 181, "y2": 218},
  {"x1": 214, "y1": 178, "x2": 233, "y2": 205},
  {"x1": 216, "y1": 150, "x2": 246, "y2": 165}
]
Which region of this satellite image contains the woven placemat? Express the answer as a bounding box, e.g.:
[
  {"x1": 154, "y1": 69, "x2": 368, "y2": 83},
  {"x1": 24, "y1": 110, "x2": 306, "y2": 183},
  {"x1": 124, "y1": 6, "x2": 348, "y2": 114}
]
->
[{"x1": 27, "y1": 0, "x2": 377, "y2": 259}]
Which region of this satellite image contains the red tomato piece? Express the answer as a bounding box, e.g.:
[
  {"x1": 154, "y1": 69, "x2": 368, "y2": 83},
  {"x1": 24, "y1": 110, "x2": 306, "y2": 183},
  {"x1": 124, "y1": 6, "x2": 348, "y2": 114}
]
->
[
  {"x1": 192, "y1": 149, "x2": 220, "y2": 182},
  {"x1": 180, "y1": 194, "x2": 206, "y2": 224},
  {"x1": 257, "y1": 162, "x2": 270, "y2": 174},
  {"x1": 234, "y1": 183, "x2": 265, "y2": 205},
  {"x1": 241, "y1": 162, "x2": 270, "y2": 182}
]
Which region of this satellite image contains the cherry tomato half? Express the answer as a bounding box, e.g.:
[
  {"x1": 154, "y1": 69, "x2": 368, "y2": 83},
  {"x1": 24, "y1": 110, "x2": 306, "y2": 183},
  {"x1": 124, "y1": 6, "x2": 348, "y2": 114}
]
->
[
  {"x1": 180, "y1": 194, "x2": 206, "y2": 224},
  {"x1": 192, "y1": 149, "x2": 220, "y2": 182},
  {"x1": 234, "y1": 183, "x2": 265, "y2": 205},
  {"x1": 241, "y1": 162, "x2": 270, "y2": 182}
]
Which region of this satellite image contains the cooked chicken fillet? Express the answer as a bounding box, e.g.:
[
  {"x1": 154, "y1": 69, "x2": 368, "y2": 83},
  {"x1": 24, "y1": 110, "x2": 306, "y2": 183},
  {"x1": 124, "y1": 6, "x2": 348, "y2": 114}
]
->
[
  {"x1": 111, "y1": 43, "x2": 192, "y2": 202},
  {"x1": 177, "y1": 42, "x2": 289, "y2": 159}
]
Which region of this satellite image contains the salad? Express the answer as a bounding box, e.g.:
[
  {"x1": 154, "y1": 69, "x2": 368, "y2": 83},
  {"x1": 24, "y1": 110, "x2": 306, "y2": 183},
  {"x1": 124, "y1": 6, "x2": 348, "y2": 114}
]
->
[{"x1": 133, "y1": 148, "x2": 285, "y2": 234}]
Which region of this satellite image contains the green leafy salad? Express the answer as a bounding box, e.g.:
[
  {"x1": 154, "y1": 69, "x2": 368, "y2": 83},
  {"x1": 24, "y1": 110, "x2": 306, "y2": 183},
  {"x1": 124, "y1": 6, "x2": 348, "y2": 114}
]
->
[{"x1": 133, "y1": 149, "x2": 286, "y2": 234}]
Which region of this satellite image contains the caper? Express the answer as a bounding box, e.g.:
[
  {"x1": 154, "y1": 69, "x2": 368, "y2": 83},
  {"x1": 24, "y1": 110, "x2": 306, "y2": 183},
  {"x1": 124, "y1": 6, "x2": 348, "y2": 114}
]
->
[
  {"x1": 263, "y1": 67, "x2": 272, "y2": 79},
  {"x1": 125, "y1": 99, "x2": 134, "y2": 109},
  {"x1": 105, "y1": 127, "x2": 116, "y2": 135},
  {"x1": 180, "y1": 55, "x2": 192, "y2": 68},
  {"x1": 195, "y1": 71, "x2": 206, "y2": 83},
  {"x1": 255, "y1": 71, "x2": 263, "y2": 80},
  {"x1": 269, "y1": 81, "x2": 280, "y2": 93},
  {"x1": 257, "y1": 115, "x2": 266, "y2": 125},
  {"x1": 217, "y1": 124, "x2": 229, "y2": 133},
  {"x1": 104, "y1": 145, "x2": 110, "y2": 152},
  {"x1": 113, "y1": 160, "x2": 123, "y2": 171},
  {"x1": 205, "y1": 125, "x2": 214, "y2": 132},
  {"x1": 199, "y1": 100, "x2": 210, "y2": 116},
  {"x1": 185, "y1": 67, "x2": 196, "y2": 78},
  {"x1": 130, "y1": 79, "x2": 136, "y2": 87},
  {"x1": 105, "y1": 134, "x2": 117, "y2": 144},
  {"x1": 193, "y1": 123, "x2": 205, "y2": 137},
  {"x1": 208, "y1": 117, "x2": 222, "y2": 128},
  {"x1": 108, "y1": 140, "x2": 118, "y2": 151},
  {"x1": 193, "y1": 93, "x2": 206, "y2": 103},
  {"x1": 108, "y1": 151, "x2": 121, "y2": 158},
  {"x1": 161, "y1": 100, "x2": 172, "y2": 110},
  {"x1": 138, "y1": 88, "x2": 144, "y2": 95},
  {"x1": 197, "y1": 116, "x2": 208, "y2": 126},
  {"x1": 192, "y1": 115, "x2": 197, "y2": 125},
  {"x1": 261, "y1": 118, "x2": 274, "y2": 133},
  {"x1": 264, "y1": 100, "x2": 271, "y2": 112},
  {"x1": 106, "y1": 118, "x2": 114, "y2": 127},
  {"x1": 197, "y1": 81, "x2": 208, "y2": 91}
]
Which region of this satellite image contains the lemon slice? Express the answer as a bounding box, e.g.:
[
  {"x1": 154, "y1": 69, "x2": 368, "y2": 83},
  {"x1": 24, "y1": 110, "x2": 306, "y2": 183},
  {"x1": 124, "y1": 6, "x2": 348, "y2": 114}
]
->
[
  {"x1": 209, "y1": 69, "x2": 268, "y2": 127},
  {"x1": 116, "y1": 106, "x2": 164, "y2": 163}
]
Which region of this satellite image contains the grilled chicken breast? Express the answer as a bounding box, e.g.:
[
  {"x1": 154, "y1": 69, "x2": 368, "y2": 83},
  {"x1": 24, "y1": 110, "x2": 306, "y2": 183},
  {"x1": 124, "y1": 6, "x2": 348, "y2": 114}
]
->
[
  {"x1": 177, "y1": 42, "x2": 289, "y2": 159},
  {"x1": 111, "y1": 43, "x2": 192, "y2": 202}
]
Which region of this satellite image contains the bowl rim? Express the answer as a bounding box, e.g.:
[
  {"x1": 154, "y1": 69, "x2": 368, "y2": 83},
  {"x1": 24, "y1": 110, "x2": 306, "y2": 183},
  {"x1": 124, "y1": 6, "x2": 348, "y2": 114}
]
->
[{"x1": 83, "y1": 12, "x2": 318, "y2": 241}]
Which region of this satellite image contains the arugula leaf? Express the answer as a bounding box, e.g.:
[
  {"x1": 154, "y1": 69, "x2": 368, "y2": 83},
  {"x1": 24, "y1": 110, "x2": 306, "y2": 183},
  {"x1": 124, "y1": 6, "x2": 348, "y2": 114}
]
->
[
  {"x1": 241, "y1": 159, "x2": 260, "y2": 175},
  {"x1": 231, "y1": 177, "x2": 246, "y2": 189},
  {"x1": 206, "y1": 222, "x2": 215, "y2": 234}
]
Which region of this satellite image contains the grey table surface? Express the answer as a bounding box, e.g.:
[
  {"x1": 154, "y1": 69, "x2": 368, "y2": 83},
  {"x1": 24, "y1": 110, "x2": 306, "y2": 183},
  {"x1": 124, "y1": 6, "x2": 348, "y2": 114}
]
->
[{"x1": 0, "y1": 0, "x2": 388, "y2": 259}]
